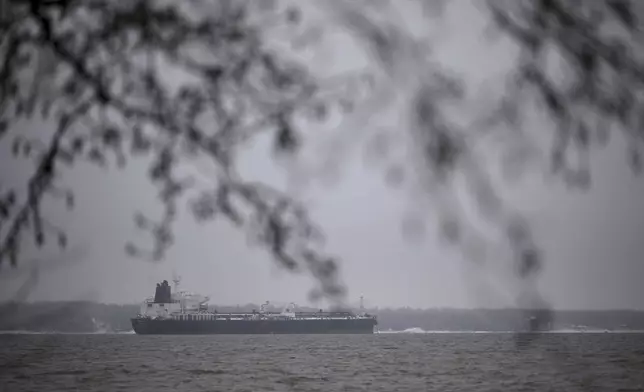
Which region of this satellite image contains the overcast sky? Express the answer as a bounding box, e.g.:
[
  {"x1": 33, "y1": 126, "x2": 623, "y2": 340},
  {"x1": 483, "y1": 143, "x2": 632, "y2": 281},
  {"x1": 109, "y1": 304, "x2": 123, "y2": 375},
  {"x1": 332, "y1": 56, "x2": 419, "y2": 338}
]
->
[{"x1": 1, "y1": 0, "x2": 643, "y2": 311}]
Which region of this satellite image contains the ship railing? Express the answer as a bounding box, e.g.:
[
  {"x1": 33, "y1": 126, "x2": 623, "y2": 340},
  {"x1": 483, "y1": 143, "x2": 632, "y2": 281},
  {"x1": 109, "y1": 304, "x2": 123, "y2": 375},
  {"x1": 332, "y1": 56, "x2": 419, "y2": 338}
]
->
[
  {"x1": 167, "y1": 310, "x2": 377, "y2": 320},
  {"x1": 175, "y1": 310, "x2": 377, "y2": 317}
]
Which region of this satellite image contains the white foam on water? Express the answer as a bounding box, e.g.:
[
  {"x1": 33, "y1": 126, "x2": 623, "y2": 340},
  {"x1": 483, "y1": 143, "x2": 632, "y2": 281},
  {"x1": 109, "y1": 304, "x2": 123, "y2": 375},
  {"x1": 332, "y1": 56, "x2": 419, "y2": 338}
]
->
[
  {"x1": 377, "y1": 328, "x2": 644, "y2": 334},
  {"x1": 0, "y1": 330, "x2": 136, "y2": 335},
  {"x1": 378, "y1": 328, "x2": 516, "y2": 334}
]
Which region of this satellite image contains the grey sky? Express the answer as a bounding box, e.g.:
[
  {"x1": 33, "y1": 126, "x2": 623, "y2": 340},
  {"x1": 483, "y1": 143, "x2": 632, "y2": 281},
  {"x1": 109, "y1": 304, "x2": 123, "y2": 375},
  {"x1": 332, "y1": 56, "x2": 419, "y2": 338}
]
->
[{"x1": 1, "y1": 0, "x2": 643, "y2": 311}]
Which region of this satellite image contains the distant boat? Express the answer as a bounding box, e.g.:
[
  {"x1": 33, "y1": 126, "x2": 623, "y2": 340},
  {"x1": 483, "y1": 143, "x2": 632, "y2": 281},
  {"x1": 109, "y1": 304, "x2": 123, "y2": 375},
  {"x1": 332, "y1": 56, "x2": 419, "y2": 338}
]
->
[{"x1": 131, "y1": 278, "x2": 377, "y2": 335}]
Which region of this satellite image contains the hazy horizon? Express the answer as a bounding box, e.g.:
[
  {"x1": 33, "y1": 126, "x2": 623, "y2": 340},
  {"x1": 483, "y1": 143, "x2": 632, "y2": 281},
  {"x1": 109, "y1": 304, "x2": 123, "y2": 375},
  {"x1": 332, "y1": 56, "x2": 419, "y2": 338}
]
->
[{"x1": 6, "y1": 297, "x2": 644, "y2": 313}]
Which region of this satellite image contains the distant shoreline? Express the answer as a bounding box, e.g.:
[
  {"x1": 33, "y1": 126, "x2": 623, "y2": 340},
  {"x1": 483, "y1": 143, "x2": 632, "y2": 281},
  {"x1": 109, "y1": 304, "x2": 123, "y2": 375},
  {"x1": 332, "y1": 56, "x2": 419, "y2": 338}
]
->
[
  {"x1": 3, "y1": 330, "x2": 644, "y2": 335},
  {"x1": 3, "y1": 302, "x2": 644, "y2": 333}
]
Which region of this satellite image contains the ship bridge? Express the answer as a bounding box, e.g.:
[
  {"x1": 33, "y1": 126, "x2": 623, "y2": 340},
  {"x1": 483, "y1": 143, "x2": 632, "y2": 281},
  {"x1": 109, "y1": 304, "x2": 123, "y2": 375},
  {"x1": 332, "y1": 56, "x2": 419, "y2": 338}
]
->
[{"x1": 140, "y1": 276, "x2": 211, "y2": 318}]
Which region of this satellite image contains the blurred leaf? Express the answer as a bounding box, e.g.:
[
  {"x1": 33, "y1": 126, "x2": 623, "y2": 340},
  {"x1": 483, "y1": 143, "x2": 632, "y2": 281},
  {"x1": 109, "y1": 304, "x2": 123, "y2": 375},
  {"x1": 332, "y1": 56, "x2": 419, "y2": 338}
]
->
[
  {"x1": 149, "y1": 149, "x2": 173, "y2": 181},
  {"x1": 274, "y1": 120, "x2": 299, "y2": 153},
  {"x1": 607, "y1": 0, "x2": 636, "y2": 29},
  {"x1": 133, "y1": 212, "x2": 150, "y2": 229},
  {"x1": 286, "y1": 7, "x2": 301, "y2": 24},
  {"x1": 6, "y1": 191, "x2": 16, "y2": 206},
  {"x1": 190, "y1": 192, "x2": 217, "y2": 222},
  {"x1": 70, "y1": 137, "x2": 85, "y2": 153},
  {"x1": 65, "y1": 191, "x2": 74, "y2": 209},
  {"x1": 383, "y1": 164, "x2": 405, "y2": 188},
  {"x1": 88, "y1": 148, "x2": 105, "y2": 165},
  {"x1": 312, "y1": 103, "x2": 328, "y2": 122},
  {"x1": 22, "y1": 142, "x2": 32, "y2": 157},
  {"x1": 439, "y1": 216, "x2": 460, "y2": 244},
  {"x1": 0, "y1": 120, "x2": 7, "y2": 139},
  {"x1": 131, "y1": 126, "x2": 152, "y2": 154},
  {"x1": 14, "y1": 52, "x2": 31, "y2": 67},
  {"x1": 11, "y1": 139, "x2": 20, "y2": 156},
  {"x1": 517, "y1": 248, "x2": 541, "y2": 279},
  {"x1": 628, "y1": 148, "x2": 642, "y2": 173},
  {"x1": 58, "y1": 233, "x2": 67, "y2": 249},
  {"x1": 124, "y1": 242, "x2": 139, "y2": 257},
  {"x1": 0, "y1": 203, "x2": 9, "y2": 219},
  {"x1": 63, "y1": 79, "x2": 80, "y2": 97},
  {"x1": 101, "y1": 127, "x2": 121, "y2": 147},
  {"x1": 57, "y1": 149, "x2": 75, "y2": 165},
  {"x1": 35, "y1": 232, "x2": 45, "y2": 247}
]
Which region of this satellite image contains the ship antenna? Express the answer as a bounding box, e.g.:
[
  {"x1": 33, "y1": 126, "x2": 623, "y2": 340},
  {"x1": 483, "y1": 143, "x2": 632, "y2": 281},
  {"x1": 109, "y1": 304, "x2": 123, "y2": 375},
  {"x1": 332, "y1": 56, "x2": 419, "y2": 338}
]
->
[
  {"x1": 360, "y1": 295, "x2": 364, "y2": 313},
  {"x1": 172, "y1": 271, "x2": 181, "y2": 292}
]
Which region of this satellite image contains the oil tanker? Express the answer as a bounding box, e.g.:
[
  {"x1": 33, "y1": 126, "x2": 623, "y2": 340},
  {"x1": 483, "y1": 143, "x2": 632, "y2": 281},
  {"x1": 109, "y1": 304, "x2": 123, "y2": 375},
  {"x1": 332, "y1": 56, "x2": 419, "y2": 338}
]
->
[{"x1": 131, "y1": 277, "x2": 377, "y2": 335}]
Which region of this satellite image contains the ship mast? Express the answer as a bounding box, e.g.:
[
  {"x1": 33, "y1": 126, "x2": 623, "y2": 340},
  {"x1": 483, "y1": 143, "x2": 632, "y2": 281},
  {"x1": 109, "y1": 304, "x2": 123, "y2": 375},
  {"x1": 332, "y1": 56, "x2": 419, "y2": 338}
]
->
[{"x1": 172, "y1": 271, "x2": 181, "y2": 292}]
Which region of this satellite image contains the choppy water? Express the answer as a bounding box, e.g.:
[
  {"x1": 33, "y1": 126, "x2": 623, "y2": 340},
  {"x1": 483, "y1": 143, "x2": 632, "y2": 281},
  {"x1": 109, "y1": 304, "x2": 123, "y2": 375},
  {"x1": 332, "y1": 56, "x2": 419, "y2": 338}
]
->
[{"x1": 1, "y1": 333, "x2": 643, "y2": 391}]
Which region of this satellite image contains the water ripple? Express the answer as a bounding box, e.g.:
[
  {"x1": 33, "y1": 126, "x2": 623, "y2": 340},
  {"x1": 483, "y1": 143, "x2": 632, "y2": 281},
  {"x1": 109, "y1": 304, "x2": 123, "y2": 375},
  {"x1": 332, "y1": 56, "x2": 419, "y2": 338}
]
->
[{"x1": 1, "y1": 334, "x2": 643, "y2": 391}]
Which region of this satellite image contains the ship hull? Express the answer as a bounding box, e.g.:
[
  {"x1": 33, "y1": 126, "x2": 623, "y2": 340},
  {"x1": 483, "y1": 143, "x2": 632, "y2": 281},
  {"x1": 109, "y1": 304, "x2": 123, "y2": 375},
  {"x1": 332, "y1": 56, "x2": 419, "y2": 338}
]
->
[{"x1": 131, "y1": 318, "x2": 376, "y2": 335}]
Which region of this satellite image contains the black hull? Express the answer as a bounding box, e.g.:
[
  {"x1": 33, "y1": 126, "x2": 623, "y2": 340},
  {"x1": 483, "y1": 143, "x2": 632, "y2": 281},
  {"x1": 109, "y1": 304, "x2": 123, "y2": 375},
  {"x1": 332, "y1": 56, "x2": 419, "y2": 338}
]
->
[{"x1": 131, "y1": 318, "x2": 376, "y2": 335}]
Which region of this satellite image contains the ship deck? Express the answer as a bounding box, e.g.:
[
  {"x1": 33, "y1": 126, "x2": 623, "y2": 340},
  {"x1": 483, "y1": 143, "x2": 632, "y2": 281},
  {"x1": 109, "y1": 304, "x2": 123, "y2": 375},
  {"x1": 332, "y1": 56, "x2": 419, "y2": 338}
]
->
[{"x1": 135, "y1": 311, "x2": 377, "y2": 321}]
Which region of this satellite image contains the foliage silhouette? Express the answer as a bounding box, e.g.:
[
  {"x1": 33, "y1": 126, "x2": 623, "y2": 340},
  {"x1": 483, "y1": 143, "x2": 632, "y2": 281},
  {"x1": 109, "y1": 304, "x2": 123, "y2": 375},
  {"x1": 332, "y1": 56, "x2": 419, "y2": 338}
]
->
[
  {"x1": 320, "y1": 0, "x2": 644, "y2": 339},
  {"x1": 0, "y1": 0, "x2": 370, "y2": 303},
  {"x1": 1, "y1": 0, "x2": 643, "y2": 315}
]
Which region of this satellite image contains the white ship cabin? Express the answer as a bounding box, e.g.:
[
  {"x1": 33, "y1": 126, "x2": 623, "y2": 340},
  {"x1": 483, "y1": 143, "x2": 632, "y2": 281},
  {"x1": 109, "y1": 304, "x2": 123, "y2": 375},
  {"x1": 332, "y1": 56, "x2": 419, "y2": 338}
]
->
[{"x1": 139, "y1": 279, "x2": 210, "y2": 319}]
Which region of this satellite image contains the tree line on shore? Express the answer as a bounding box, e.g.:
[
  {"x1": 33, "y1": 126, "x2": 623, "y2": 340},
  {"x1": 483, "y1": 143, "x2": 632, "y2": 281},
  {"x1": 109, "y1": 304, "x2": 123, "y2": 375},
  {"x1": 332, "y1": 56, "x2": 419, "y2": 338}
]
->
[{"x1": 1, "y1": 301, "x2": 643, "y2": 333}]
